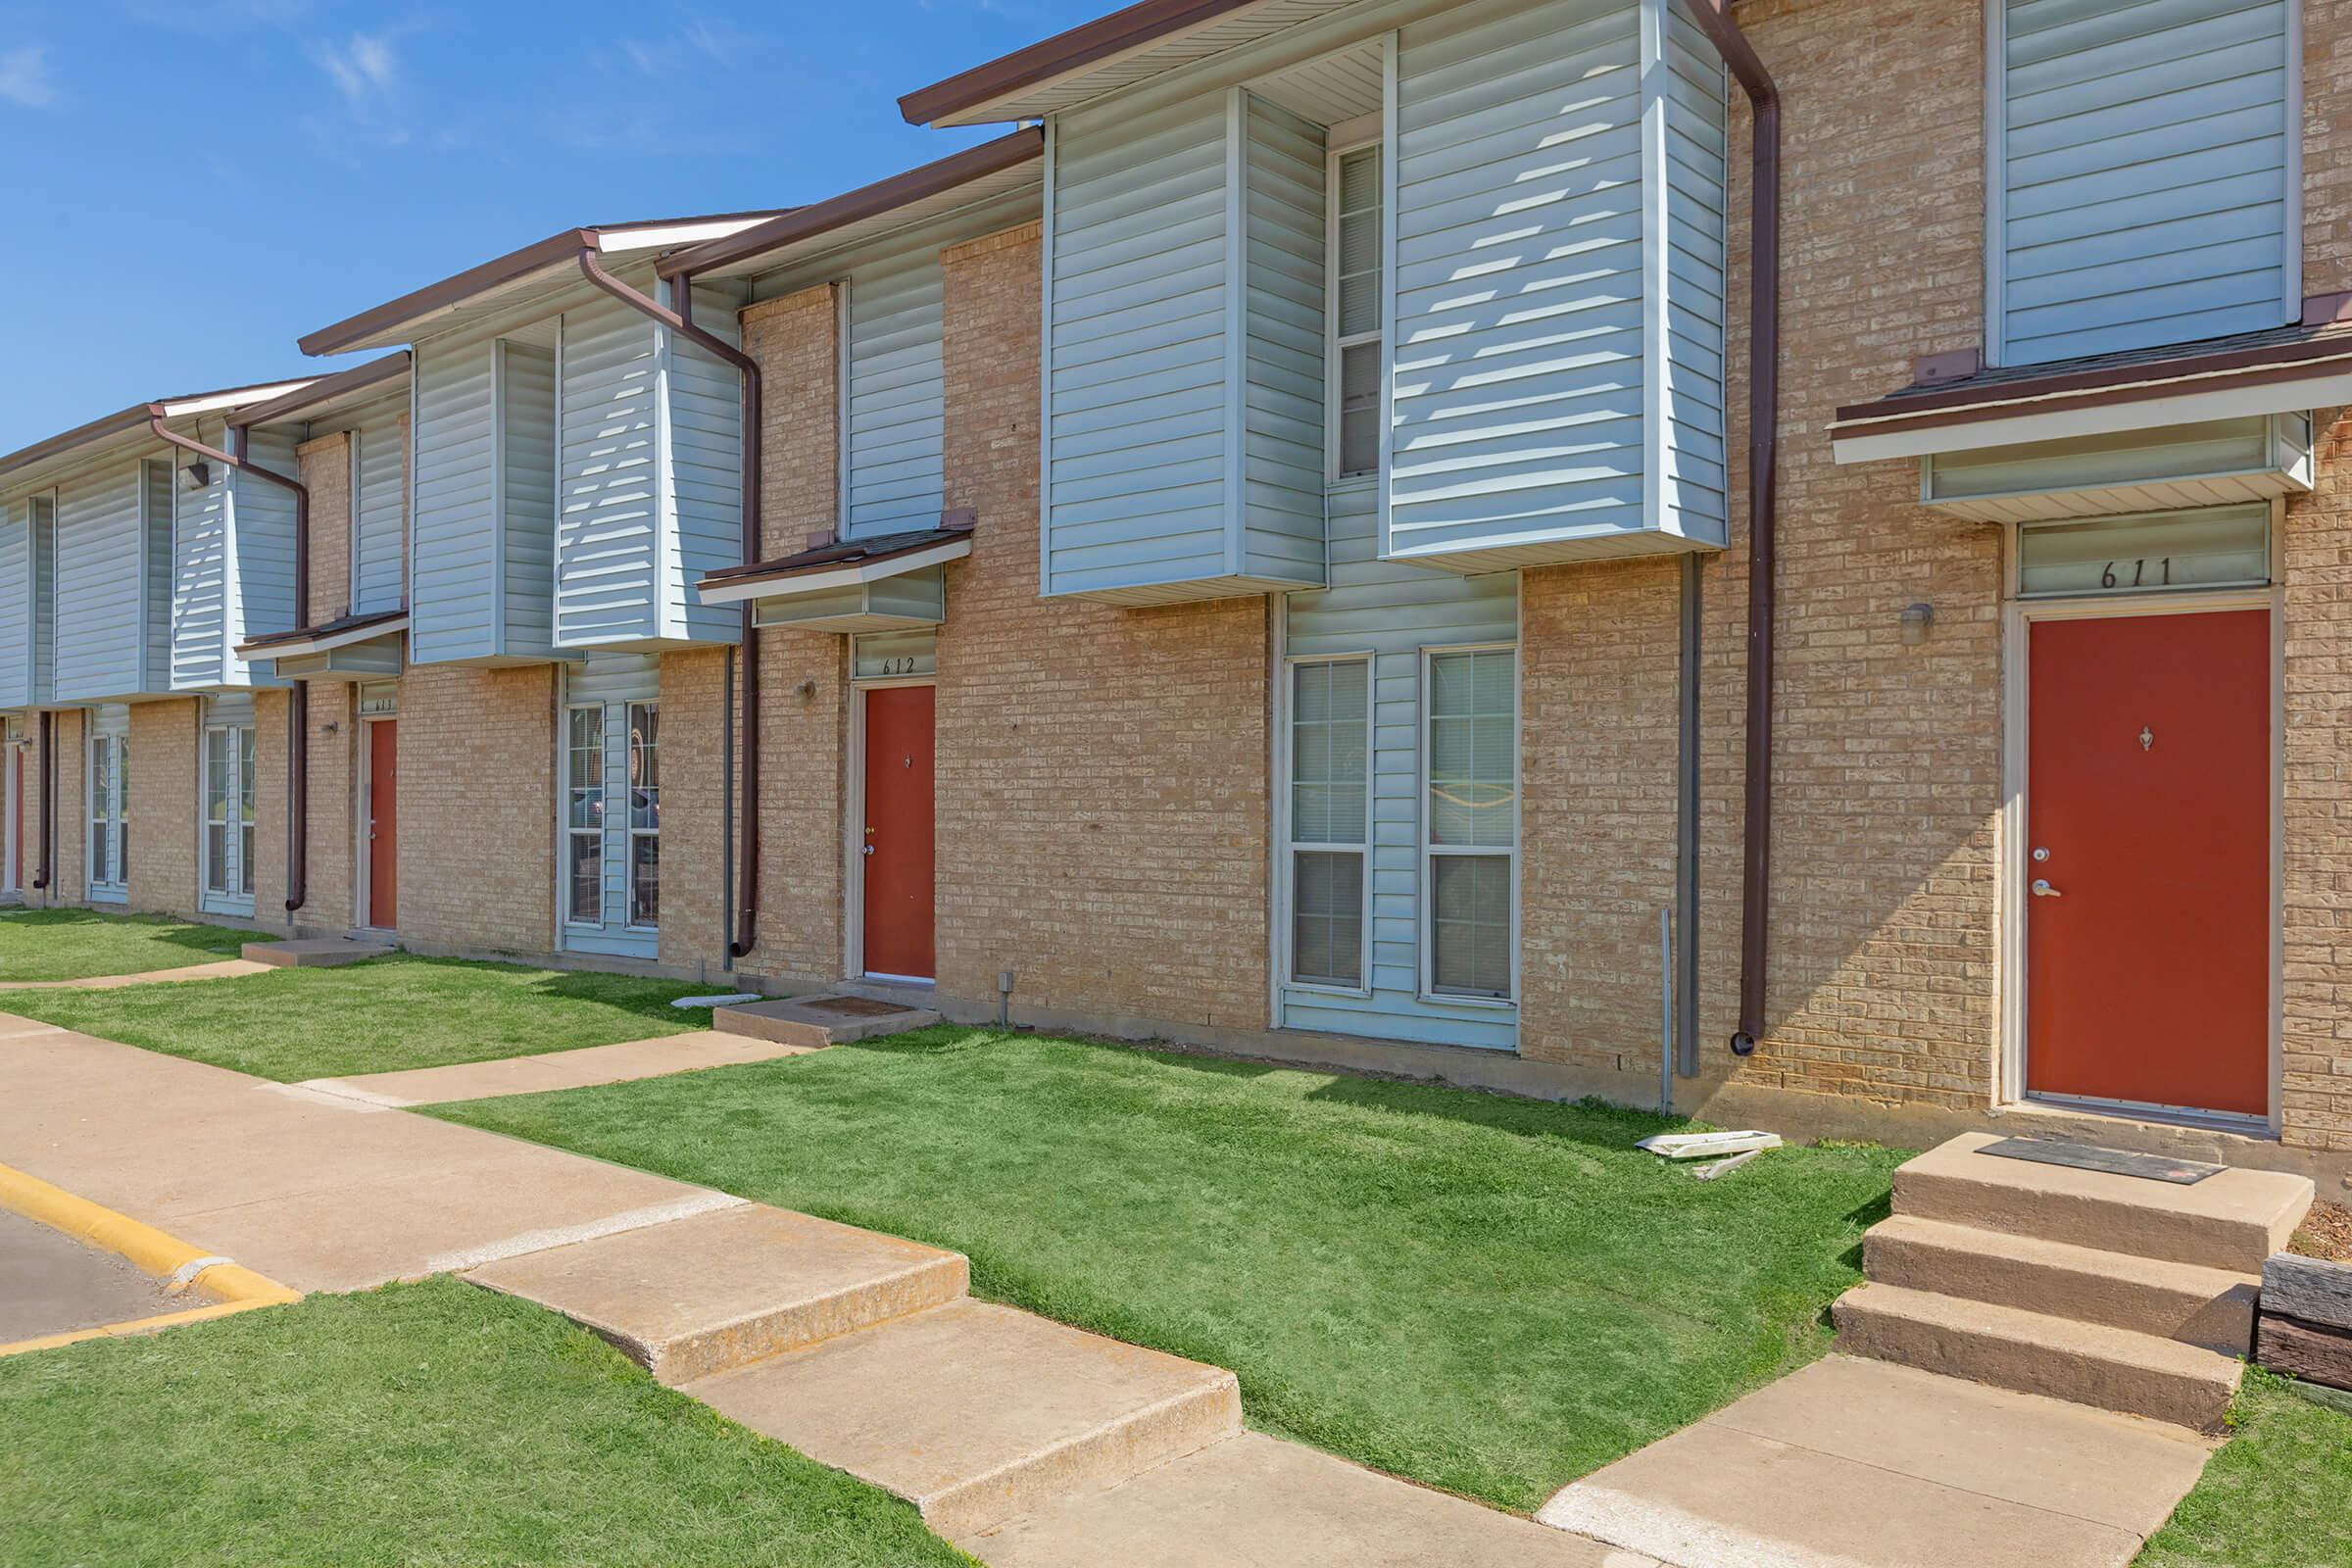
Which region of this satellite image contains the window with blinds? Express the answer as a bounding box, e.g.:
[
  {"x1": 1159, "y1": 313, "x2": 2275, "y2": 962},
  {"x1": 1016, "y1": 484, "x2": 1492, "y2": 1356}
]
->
[
  {"x1": 1331, "y1": 143, "x2": 1384, "y2": 479},
  {"x1": 1425, "y1": 648, "x2": 1516, "y2": 1000},
  {"x1": 1288, "y1": 657, "x2": 1371, "y2": 988}
]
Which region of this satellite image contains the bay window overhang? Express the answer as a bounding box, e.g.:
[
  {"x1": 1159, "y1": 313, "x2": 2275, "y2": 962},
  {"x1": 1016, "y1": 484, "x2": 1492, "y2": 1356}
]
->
[
  {"x1": 698, "y1": 517, "x2": 972, "y2": 634},
  {"x1": 236, "y1": 610, "x2": 407, "y2": 683},
  {"x1": 1829, "y1": 325, "x2": 2352, "y2": 519}
]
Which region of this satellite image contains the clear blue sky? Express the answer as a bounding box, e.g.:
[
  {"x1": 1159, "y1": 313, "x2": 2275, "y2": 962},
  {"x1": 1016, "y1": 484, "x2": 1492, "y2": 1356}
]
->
[{"x1": 0, "y1": 0, "x2": 1097, "y2": 452}]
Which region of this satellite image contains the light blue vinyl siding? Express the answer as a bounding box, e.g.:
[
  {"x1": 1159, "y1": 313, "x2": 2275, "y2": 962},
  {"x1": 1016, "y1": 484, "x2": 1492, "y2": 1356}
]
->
[
  {"x1": 562, "y1": 653, "x2": 658, "y2": 960},
  {"x1": 1043, "y1": 85, "x2": 1329, "y2": 603},
  {"x1": 0, "y1": 499, "x2": 29, "y2": 710},
  {"x1": 351, "y1": 400, "x2": 406, "y2": 614},
  {"x1": 501, "y1": 341, "x2": 560, "y2": 657},
  {"x1": 662, "y1": 278, "x2": 746, "y2": 646},
  {"x1": 171, "y1": 447, "x2": 230, "y2": 689},
  {"x1": 1280, "y1": 485, "x2": 1517, "y2": 1051},
  {"x1": 141, "y1": 462, "x2": 172, "y2": 682},
  {"x1": 408, "y1": 328, "x2": 502, "y2": 663},
  {"x1": 557, "y1": 295, "x2": 661, "y2": 645},
  {"x1": 230, "y1": 428, "x2": 301, "y2": 678},
  {"x1": 1241, "y1": 92, "x2": 1330, "y2": 584},
  {"x1": 1386, "y1": 0, "x2": 1728, "y2": 569},
  {"x1": 845, "y1": 247, "x2": 948, "y2": 541},
  {"x1": 28, "y1": 496, "x2": 52, "y2": 704},
  {"x1": 54, "y1": 463, "x2": 168, "y2": 703},
  {"x1": 1998, "y1": 0, "x2": 2294, "y2": 365}
]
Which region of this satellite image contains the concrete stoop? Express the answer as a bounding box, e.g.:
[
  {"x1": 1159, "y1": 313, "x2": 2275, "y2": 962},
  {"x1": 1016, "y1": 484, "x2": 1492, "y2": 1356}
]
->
[
  {"x1": 241, "y1": 938, "x2": 396, "y2": 968},
  {"x1": 1831, "y1": 1131, "x2": 2315, "y2": 1432},
  {"x1": 712, "y1": 994, "x2": 939, "y2": 1049}
]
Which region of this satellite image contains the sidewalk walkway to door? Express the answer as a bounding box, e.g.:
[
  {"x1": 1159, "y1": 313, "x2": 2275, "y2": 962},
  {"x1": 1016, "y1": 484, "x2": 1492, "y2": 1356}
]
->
[
  {"x1": 0, "y1": 957, "x2": 270, "y2": 991},
  {"x1": 0, "y1": 1011, "x2": 1643, "y2": 1566}
]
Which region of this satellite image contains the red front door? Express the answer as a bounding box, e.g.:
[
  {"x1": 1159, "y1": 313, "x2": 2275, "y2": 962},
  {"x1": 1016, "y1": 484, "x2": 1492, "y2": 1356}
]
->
[
  {"x1": 2026, "y1": 610, "x2": 2269, "y2": 1117},
  {"x1": 861, "y1": 686, "x2": 936, "y2": 980},
  {"x1": 368, "y1": 719, "x2": 398, "y2": 930}
]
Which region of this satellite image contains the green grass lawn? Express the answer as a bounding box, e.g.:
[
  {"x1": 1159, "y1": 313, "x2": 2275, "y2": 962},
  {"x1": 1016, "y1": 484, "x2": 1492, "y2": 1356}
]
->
[
  {"x1": 436, "y1": 1026, "x2": 1903, "y2": 1512},
  {"x1": 0, "y1": 1276, "x2": 967, "y2": 1568},
  {"x1": 2138, "y1": 1368, "x2": 2352, "y2": 1568},
  {"x1": 4, "y1": 954, "x2": 718, "y2": 1081},
  {"x1": 0, "y1": 907, "x2": 251, "y2": 983}
]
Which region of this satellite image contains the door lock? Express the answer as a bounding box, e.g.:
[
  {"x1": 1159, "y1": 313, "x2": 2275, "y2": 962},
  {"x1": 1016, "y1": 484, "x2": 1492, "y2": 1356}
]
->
[{"x1": 2031, "y1": 878, "x2": 2062, "y2": 898}]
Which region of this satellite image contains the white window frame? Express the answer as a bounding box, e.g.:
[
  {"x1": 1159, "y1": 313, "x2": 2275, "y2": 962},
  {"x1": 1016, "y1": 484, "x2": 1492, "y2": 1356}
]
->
[
  {"x1": 86, "y1": 728, "x2": 127, "y2": 900},
  {"x1": 1326, "y1": 134, "x2": 1386, "y2": 483},
  {"x1": 624, "y1": 700, "x2": 659, "y2": 932},
  {"x1": 1983, "y1": 0, "x2": 2304, "y2": 368},
  {"x1": 200, "y1": 719, "x2": 254, "y2": 912},
  {"x1": 1277, "y1": 650, "x2": 1376, "y2": 997},
  {"x1": 562, "y1": 703, "x2": 606, "y2": 929},
  {"x1": 1417, "y1": 642, "x2": 1520, "y2": 1006}
]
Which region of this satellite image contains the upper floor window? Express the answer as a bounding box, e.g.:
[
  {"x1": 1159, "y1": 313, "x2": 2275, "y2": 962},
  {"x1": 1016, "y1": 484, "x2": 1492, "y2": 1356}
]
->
[
  {"x1": 1989, "y1": 0, "x2": 2298, "y2": 367},
  {"x1": 1331, "y1": 142, "x2": 1384, "y2": 479}
]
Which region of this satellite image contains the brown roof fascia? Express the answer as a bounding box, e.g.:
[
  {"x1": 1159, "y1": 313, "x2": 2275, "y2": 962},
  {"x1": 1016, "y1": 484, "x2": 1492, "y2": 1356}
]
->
[
  {"x1": 660, "y1": 130, "x2": 1045, "y2": 280},
  {"x1": 700, "y1": 515, "x2": 975, "y2": 589},
  {"x1": 237, "y1": 607, "x2": 407, "y2": 652},
  {"x1": 1833, "y1": 331, "x2": 2352, "y2": 428},
  {"x1": 299, "y1": 229, "x2": 594, "y2": 356},
  {"x1": 0, "y1": 403, "x2": 152, "y2": 479},
  {"x1": 897, "y1": 0, "x2": 1259, "y2": 124},
  {"x1": 233, "y1": 352, "x2": 412, "y2": 429}
]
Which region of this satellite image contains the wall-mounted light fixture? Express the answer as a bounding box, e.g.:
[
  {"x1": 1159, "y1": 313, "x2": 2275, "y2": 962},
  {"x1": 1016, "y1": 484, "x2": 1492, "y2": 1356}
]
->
[
  {"x1": 1899, "y1": 603, "x2": 1936, "y2": 647},
  {"x1": 177, "y1": 460, "x2": 213, "y2": 492}
]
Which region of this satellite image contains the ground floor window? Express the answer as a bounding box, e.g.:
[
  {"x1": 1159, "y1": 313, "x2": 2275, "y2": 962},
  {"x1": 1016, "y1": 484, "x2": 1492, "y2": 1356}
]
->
[
  {"x1": 563, "y1": 692, "x2": 657, "y2": 940},
  {"x1": 203, "y1": 722, "x2": 255, "y2": 905},
  {"x1": 1286, "y1": 657, "x2": 1370, "y2": 990},
  {"x1": 1424, "y1": 647, "x2": 1516, "y2": 1001},
  {"x1": 87, "y1": 728, "x2": 127, "y2": 898},
  {"x1": 626, "y1": 702, "x2": 659, "y2": 928},
  {"x1": 564, "y1": 706, "x2": 605, "y2": 926}
]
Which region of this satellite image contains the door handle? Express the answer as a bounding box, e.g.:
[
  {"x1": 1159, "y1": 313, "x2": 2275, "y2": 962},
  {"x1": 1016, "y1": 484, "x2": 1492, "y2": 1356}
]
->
[
  {"x1": 861, "y1": 845, "x2": 875, "y2": 857},
  {"x1": 2031, "y1": 879, "x2": 2062, "y2": 898}
]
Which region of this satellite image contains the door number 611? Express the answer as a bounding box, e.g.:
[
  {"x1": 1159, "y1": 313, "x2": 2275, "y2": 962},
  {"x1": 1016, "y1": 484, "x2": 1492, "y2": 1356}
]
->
[{"x1": 2101, "y1": 559, "x2": 2171, "y2": 589}]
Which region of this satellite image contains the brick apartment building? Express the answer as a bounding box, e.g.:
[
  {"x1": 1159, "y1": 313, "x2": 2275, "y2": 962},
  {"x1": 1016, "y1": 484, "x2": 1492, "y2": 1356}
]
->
[{"x1": 4, "y1": 0, "x2": 2348, "y2": 1185}]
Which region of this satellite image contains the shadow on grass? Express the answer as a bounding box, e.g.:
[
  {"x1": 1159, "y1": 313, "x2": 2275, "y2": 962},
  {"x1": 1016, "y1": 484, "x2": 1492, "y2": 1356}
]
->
[{"x1": 2, "y1": 906, "x2": 252, "y2": 958}]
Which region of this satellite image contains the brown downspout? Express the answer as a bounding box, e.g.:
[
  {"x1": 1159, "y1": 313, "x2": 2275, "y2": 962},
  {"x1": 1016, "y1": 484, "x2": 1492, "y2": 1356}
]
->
[
  {"x1": 148, "y1": 411, "x2": 313, "y2": 914},
  {"x1": 1686, "y1": 2, "x2": 1781, "y2": 1057},
  {"x1": 30, "y1": 710, "x2": 52, "y2": 892},
  {"x1": 575, "y1": 250, "x2": 763, "y2": 957}
]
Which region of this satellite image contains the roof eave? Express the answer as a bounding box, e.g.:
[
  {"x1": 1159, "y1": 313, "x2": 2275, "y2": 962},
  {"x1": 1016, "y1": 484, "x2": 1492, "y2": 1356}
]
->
[{"x1": 897, "y1": 0, "x2": 1262, "y2": 125}]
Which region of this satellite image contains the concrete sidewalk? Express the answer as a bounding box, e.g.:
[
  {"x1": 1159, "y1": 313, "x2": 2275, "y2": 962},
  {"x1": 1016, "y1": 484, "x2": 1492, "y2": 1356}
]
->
[
  {"x1": 0, "y1": 958, "x2": 270, "y2": 990},
  {"x1": 0, "y1": 1016, "x2": 740, "y2": 1292},
  {"x1": 297, "y1": 1030, "x2": 822, "y2": 1106}
]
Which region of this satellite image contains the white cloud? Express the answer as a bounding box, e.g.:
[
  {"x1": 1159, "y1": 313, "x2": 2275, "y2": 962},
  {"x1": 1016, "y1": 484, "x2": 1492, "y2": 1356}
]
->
[
  {"x1": 312, "y1": 31, "x2": 399, "y2": 107},
  {"x1": 0, "y1": 45, "x2": 59, "y2": 109}
]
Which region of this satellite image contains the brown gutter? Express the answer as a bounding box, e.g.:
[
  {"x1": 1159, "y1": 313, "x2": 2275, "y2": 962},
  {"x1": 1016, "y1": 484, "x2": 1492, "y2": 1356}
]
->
[
  {"x1": 898, "y1": 0, "x2": 1257, "y2": 124},
  {"x1": 299, "y1": 229, "x2": 595, "y2": 357},
  {"x1": 1685, "y1": 0, "x2": 1780, "y2": 1059},
  {"x1": 232, "y1": 351, "x2": 412, "y2": 430},
  {"x1": 148, "y1": 410, "x2": 314, "y2": 914},
  {"x1": 659, "y1": 129, "x2": 1045, "y2": 279},
  {"x1": 575, "y1": 250, "x2": 766, "y2": 958}
]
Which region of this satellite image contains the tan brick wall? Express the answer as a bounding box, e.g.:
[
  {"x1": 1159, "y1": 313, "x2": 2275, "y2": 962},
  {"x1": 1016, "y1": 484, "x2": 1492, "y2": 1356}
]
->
[
  {"x1": 51, "y1": 707, "x2": 82, "y2": 904},
  {"x1": 300, "y1": 432, "x2": 352, "y2": 625},
  {"x1": 125, "y1": 698, "x2": 200, "y2": 917},
  {"x1": 743, "y1": 284, "x2": 840, "y2": 557},
  {"x1": 659, "y1": 649, "x2": 730, "y2": 972},
  {"x1": 2281, "y1": 415, "x2": 2352, "y2": 1153},
  {"x1": 253, "y1": 690, "x2": 288, "y2": 931},
  {"x1": 302, "y1": 682, "x2": 360, "y2": 933},
  {"x1": 933, "y1": 221, "x2": 1271, "y2": 1030},
  {"x1": 2304, "y1": 0, "x2": 2352, "y2": 300},
  {"x1": 397, "y1": 663, "x2": 555, "y2": 955}
]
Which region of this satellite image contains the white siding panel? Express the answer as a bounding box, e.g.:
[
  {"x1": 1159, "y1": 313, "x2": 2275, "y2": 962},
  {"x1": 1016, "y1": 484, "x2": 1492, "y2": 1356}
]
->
[
  {"x1": 662, "y1": 277, "x2": 745, "y2": 646},
  {"x1": 352, "y1": 400, "x2": 407, "y2": 614},
  {"x1": 1281, "y1": 486, "x2": 1516, "y2": 1050},
  {"x1": 53, "y1": 465, "x2": 145, "y2": 702},
  {"x1": 844, "y1": 247, "x2": 947, "y2": 541},
  {"x1": 556, "y1": 300, "x2": 660, "y2": 646},
  {"x1": 1660, "y1": 0, "x2": 1729, "y2": 544},
  {"x1": 501, "y1": 340, "x2": 560, "y2": 657},
  {"x1": 1998, "y1": 0, "x2": 2292, "y2": 364},
  {"x1": 227, "y1": 426, "x2": 301, "y2": 685},
  {"x1": 0, "y1": 499, "x2": 27, "y2": 709},
  {"x1": 140, "y1": 461, "x2": 173, "y2": 693},
  {"x1": 409, "y1": 329, "x2": 501, "y2": 664},
  {"x1": 1389, "y1": 0, "x2": 1649, "y2": 561},
  {"x1": 1241, "y1": 90, "x2": 1329, "y2": 582},
  {"x1": 172, "y1": 449, "x2": 231, "y2": 689}
]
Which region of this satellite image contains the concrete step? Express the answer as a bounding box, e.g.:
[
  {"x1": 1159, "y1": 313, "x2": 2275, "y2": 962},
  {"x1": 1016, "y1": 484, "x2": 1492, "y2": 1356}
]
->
[
  {"x1": 712, "y1": 993, "x2": 939, "y2": 1049},
  {"x1": 465, "y1": 1202, "x2": 966, "y2": 1382},
  {"x1": 241, "y1": 938, "x2": 395, "y2": 968},
  {"x1": 683, "y1": 1298, "x2": 1241, "y2": 1538},
  {"x1": 1833, "y1": 1281, "x2": 2242, "y2": 1431},
  {"x1": 1865, "y1": 1213, "x2": 2260, "y2": 1355},
  {"x1": 1893, "y1": 1132, "x2": 2313, "y2": 1272},
  {"x1": 972, "y1": 1432, "x2": 1631, "y2": 1568}
]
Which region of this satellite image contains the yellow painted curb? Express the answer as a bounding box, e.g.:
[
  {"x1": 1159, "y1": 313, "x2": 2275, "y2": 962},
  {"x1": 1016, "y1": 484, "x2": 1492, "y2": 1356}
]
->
[{"x1": 0, "y1": 1160, "x2": 300, "y2": 1355}]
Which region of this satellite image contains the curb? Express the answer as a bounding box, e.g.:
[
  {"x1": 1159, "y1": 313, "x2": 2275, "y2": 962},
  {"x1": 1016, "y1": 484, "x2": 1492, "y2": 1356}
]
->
[{"x1": 0, "y1": 1160, "x2": 300, "y2": 1356}]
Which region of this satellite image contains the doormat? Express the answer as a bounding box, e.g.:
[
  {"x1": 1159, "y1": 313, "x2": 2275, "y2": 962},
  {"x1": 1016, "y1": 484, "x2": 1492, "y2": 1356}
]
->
[{"x1": 1977, "y1": 1136, "x2": 2224, "y2": 1185}]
